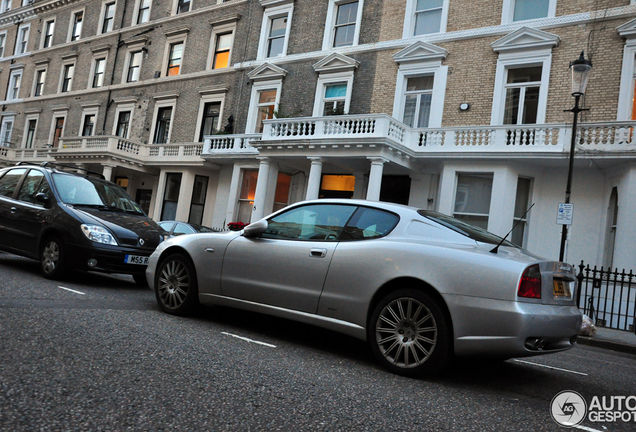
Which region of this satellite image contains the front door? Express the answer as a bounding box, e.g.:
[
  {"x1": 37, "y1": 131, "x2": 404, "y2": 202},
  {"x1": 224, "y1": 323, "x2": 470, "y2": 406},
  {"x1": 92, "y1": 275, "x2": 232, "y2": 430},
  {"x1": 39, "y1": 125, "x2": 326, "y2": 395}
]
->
[{"x1": 220, "y1": 203, "x2": 357, "y2": 313}]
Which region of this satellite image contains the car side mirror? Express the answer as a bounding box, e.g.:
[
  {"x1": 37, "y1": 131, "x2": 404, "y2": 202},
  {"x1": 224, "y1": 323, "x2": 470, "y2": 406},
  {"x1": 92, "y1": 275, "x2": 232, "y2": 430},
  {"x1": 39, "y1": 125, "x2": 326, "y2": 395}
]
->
[
  {"x1": 35, "y1": 193, "x2": 50, "y2": 205},
  {"x1": 242, "y1": 219, "x2": 268, "y2": 238}
]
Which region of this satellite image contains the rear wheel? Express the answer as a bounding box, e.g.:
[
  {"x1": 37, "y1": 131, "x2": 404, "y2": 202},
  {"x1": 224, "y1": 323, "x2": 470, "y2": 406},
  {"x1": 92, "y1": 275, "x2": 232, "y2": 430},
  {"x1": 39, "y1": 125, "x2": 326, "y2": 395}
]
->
[
  {"x1": 368, "y1": 289, "x2": 451, "y2": 377},
  {"x1": 155, "y1": 253, "x2": 199, "y2": 316},
  {"x1": 41, "y1": 236, "x2": 67, "y2": 280}
]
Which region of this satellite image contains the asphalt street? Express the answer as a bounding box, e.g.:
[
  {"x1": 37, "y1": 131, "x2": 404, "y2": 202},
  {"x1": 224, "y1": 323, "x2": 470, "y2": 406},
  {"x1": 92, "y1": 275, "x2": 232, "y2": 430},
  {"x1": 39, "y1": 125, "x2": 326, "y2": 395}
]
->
[{"x1": 1, "y1": 252, "x2": 635, "y2": 432}]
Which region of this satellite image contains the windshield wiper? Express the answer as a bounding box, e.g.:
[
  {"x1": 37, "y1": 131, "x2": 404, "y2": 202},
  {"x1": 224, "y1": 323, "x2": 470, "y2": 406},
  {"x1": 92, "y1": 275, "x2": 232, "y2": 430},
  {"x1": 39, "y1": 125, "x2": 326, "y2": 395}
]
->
[{"x1": 72, "y1": 203, "x2": 124, "y2": 212}]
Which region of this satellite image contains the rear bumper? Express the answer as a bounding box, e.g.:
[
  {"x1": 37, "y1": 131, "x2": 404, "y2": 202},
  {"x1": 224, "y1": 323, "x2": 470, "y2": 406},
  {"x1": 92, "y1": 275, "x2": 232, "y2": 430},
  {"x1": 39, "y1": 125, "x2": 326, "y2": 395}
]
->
[
  {"x1": 445, "y1": 294, "x2": 583, "y2": 358},
  {"x1": 65, "y1": 242, "x2": 154, "y2": 275}
]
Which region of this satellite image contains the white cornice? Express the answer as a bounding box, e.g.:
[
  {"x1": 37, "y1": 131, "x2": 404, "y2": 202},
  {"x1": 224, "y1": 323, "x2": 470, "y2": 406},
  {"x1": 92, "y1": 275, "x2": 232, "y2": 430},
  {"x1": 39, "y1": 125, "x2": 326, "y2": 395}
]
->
[
  {"x1": 618, "y1": 17, "x2": 636, "y2": 38},
  {"x1": 248, "y1": 62, "x2": 288, "y2": 81},
  {"x1": 491, "y1": 27, "x2": 560, "y2": 53},
  {"x1": 312, "y1": 53, "x2": 359, "y2": 73},
  {"x1": 392, "y1": 41, "x2": 448, "y2": 64}
]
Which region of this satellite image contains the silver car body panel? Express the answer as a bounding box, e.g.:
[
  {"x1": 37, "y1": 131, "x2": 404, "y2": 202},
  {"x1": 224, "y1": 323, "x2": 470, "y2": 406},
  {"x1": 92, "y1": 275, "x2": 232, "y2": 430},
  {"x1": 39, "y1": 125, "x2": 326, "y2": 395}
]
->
[{"x1": 146, "y1": 199, "x2": 582, "y2": 358}]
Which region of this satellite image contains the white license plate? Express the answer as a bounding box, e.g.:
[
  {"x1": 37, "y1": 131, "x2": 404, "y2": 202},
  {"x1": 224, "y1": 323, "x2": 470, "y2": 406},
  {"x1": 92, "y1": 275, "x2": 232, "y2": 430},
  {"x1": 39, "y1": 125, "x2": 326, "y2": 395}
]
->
[{"x1": 124, "y1": 255, "x2": 149, "y2": 265}]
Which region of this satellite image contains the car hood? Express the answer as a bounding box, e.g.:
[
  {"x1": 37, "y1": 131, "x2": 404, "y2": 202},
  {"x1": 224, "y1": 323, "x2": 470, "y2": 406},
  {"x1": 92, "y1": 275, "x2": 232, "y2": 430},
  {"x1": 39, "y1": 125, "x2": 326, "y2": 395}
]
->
[{"x1": 68, "y1": 205, "x2": 164, "y2": 250}]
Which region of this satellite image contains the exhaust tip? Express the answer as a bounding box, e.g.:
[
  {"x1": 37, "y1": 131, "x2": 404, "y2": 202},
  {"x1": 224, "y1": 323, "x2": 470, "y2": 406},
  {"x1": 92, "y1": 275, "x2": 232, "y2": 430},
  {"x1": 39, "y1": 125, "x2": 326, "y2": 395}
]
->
[{"x1": 524, "y1": 337, "x2": 546, "y2": 350}]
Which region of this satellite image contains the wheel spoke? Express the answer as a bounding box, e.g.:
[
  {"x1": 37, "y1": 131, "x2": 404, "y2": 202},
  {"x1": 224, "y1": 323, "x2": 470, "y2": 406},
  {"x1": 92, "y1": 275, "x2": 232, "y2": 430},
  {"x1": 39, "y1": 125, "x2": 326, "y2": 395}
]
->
[
  {"x1": 416, "y1": 312, "x2": 433, "y2": 327},
  {"x1": 379, "y1": 314, "x2": 398, "y2": 328}
]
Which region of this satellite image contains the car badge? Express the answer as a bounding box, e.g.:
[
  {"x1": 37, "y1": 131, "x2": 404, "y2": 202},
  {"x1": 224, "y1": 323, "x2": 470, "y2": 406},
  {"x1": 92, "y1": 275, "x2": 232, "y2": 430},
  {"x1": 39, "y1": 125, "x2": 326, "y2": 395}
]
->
[{"x1": 139, "y1": 238, "x2": 145, "y2": 246}]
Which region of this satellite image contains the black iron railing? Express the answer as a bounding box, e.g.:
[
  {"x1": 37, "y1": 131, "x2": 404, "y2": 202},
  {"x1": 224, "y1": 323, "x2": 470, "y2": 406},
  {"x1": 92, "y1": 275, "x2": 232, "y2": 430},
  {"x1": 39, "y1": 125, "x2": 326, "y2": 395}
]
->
[{"x1": 576, "y1": 261, "x2": 635, "y2": 332}]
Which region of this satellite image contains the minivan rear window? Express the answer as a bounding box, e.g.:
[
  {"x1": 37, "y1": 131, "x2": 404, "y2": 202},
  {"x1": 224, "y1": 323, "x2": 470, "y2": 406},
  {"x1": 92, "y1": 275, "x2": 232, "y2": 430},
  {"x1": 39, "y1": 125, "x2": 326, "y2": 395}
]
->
[{"x1": 0, "y1": 168, "x2": 27, "y2": 198}]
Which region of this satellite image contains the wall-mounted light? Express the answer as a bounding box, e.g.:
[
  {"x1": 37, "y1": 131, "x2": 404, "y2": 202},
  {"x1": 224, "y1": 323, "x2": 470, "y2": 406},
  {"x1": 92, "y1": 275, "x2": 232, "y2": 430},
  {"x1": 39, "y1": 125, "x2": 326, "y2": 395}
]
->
[{"x1": 459, "y1": 103, "x2": 470, "y2": 111}]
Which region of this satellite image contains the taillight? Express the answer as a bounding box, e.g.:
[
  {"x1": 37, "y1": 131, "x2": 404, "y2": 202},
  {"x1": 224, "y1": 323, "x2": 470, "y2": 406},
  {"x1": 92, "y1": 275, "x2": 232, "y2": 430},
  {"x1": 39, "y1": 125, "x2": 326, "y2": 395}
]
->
[{"x1": 518, "y1": 264, "x2": 542, "y2": 299}]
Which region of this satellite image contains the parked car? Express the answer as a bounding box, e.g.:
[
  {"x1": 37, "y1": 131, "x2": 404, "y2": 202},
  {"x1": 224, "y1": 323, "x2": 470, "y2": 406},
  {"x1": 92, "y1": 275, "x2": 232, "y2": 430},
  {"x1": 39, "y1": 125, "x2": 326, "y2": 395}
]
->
[
  {"x1": 158, "y1": 220, "x2": 220, "y2": 237},
  {"x1": 0, "y1": 162, "x2": 165, "y2": 285},
  {"x1": 146, "y1": 199, "x2": 582, "y2": 376}
]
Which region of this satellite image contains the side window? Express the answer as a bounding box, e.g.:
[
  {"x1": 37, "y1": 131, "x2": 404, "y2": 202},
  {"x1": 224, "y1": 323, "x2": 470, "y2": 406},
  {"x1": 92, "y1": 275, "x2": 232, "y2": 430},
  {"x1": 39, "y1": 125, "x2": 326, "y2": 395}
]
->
[
  {"x1": 263, "y1": 204, "x2": 356, "y2": 241},
  {"x1": 173, "y1": 223, "x2": 196, "y2": 235},
  {"x1": 17, "y1": 170, "x2": 47, "y2": 204},
  {"x1": 0, "y1": 168, "x2": 27, "y2": 198},
  {"x1": 341, "y1": 207, "x2": 399, "y2": 240}
]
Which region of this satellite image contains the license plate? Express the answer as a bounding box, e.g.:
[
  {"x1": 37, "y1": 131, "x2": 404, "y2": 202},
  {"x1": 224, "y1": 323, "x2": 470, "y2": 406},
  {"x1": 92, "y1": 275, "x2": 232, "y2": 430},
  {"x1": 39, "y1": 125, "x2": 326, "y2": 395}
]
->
[
  {"x1": 553, "y1": 280, "x2": 572, "y2": 297},
  {"x1": 124, "y1": 255, "x2": 149, "y2": 265}
]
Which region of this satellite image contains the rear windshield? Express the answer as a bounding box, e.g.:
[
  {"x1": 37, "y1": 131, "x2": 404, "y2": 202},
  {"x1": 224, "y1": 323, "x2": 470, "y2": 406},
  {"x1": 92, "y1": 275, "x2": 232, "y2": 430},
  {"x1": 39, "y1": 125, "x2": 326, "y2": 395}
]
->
[
  {"x1": 53, "y1": 173, "x2": 145, "y2": 215},
  {"x1": 417, "y1": 210, "x2": 515, "y2": 247}
]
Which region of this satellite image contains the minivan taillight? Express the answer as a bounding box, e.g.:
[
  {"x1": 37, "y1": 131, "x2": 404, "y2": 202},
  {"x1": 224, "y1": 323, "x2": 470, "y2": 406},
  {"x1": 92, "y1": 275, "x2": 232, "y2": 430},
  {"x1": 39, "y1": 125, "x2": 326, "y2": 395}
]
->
[{"x1": 518, "y1": 264, "x2": 542, "y2": 299}]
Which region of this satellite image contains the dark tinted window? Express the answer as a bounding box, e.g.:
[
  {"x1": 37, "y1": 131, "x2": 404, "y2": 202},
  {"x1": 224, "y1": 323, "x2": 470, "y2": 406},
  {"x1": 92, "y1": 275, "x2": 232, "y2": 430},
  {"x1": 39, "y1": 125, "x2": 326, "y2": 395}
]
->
[
  {"x1": 0, "y1": 168, "x2": 27, "y2": 198},
  {"x1": 17, "y1": 170, "x2": 49, "y2": 205},
  {"x1": 418, "y1": 210, "x2": 515, "y2": 247},
  {"x1": 263, "y1": 204, "x2": 356, "y2": 241},
  {"x1": 341, "y1": 207, "x2": 399, "y2": 241}
]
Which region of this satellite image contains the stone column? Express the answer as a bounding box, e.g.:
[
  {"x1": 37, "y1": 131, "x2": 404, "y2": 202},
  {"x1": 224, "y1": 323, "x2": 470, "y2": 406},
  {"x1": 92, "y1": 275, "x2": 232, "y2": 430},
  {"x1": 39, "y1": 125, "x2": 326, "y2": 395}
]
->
[
  {"x1": 252, "y1": 157, "x2": 271, "y2": 221},
  {"x1": 102, "y1": 164, "x2": 115, "y2": 182},
  {"x1": 352, "y1": 171, "x2": 365, "y2": 199},
  {"x1": 366, "y1": 157, "x2": 387, "y2": 201},
  {"x1": 305, "y1": 157, "x2": 323, "y2": 200}
]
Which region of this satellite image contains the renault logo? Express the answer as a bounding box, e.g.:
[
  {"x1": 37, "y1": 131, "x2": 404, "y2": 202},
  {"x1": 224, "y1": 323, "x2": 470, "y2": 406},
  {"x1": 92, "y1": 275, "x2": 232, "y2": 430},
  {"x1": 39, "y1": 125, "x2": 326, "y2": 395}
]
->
[{"x1": 139, "y1": 238, "x2": 145, "y2": 246}]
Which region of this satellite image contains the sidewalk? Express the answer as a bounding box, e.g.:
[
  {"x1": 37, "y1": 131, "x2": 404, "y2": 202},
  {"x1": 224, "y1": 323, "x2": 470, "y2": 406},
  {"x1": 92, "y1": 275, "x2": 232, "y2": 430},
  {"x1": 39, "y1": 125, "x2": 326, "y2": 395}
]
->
[{"x1": 577, "y1": 326, "x2": 636, "y2": 355}]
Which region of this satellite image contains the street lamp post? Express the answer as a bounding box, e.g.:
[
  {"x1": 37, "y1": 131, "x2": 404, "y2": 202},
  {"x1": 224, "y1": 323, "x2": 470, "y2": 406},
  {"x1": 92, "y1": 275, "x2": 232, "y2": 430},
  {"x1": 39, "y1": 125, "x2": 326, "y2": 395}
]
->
[{"x1": 559, "y1": 51, "x2": 592, "y2": 262}]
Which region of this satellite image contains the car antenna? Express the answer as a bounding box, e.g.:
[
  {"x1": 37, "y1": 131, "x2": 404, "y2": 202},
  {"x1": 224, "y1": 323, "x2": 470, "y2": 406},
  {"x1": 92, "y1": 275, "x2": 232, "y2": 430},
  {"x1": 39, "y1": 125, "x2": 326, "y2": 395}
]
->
[{"x1": 490, "y1": 203, "x2": 535, "y2": 254}]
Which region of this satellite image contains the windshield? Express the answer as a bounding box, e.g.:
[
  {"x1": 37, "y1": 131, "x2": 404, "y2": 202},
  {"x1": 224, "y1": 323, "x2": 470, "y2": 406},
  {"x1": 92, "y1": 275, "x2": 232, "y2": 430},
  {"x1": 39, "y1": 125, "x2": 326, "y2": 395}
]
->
[
  {"x1": 417, "y1": 210, "x2": 516, "y2": 247},
  {"x1": 52, "y1": 173, "x2": 145, "y2": 215}
]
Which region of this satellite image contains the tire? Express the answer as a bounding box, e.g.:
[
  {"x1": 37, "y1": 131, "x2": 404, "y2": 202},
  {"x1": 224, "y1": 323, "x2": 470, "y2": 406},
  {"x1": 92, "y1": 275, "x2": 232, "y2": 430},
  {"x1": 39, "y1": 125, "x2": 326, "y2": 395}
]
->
[
  {"x1": 368, "y1": 289, "x2": 451, "y2": 377},
  {"x1": 154, "y1": 253, "x2": 199, "y2": 316},
  {"x1": 41, "y1": 236, "x2": 67, "y2": 280},
  {"x1": 133, "y1": 273, "x2": 148, "y2": 287}
]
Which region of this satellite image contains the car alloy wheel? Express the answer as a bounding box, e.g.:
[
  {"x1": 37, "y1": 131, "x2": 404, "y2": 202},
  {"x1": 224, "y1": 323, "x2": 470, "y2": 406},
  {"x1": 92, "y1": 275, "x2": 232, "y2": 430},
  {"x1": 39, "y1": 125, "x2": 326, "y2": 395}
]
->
[
  {"x1": 155, "y1": 254, "x2": 198, "y2": 315},
  {"x1": 41, "y1": 237, "x2": 66, "y2": 280},
  {"x1": 369, "y1": 289, "x2": 450, "y2": 376}
]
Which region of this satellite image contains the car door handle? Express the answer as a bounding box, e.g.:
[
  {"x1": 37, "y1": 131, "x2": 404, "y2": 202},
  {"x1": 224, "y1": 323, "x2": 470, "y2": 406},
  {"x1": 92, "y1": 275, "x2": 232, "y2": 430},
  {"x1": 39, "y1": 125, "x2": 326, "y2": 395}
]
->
[
  {"x1": 310, "y1": 248, "x2": 327, "y2": 258},
  {"x1": 10, "y1": 207, "x2": 17, "y2": 214}
]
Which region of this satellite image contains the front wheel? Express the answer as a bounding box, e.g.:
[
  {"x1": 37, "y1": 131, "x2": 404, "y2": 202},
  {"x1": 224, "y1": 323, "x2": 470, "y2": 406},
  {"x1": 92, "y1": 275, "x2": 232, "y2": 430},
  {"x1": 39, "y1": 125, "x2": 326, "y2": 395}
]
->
[
  {"x1": 155, "y1": 253, "x2": 199, "y2": 316},
  {"x1": 41, "y1": 236, "x2": 67, "y2": 280},
  {"x1": 368, "y1": 289, "x2": 451, "y2": 377}
]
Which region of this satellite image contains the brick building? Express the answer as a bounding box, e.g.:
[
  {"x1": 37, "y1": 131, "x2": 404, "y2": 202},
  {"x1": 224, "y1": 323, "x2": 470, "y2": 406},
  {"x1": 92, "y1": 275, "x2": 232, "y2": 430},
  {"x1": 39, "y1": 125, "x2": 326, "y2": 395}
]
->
[{"x1": 1, "y1": 0, "x2": 636, "y2": 270}]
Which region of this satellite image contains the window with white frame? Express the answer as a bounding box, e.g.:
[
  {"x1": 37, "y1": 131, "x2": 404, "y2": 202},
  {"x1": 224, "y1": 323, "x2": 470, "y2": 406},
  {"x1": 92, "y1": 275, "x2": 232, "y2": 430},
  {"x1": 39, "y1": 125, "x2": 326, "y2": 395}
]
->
[
  {"x1": 0, "y1": 117, "x2": 14, "y2": 147},
  {"x1": 33, "y1": 68, "x2": 46, "y2": 96},
  {"x1": 453, "y1": 173, "x2": 493, "y2": 230},
  {"x1": 42, "y1": 20, "x2": 55, "y2": 49},
  {"x1": 163, "y1": 31, "x2": 187, "y2": 77},
  {"x1": 122, "y1": 42, "x2": 145, "y2": 83},
  {"x1": 15, "y1": 24, "x2": 29, "y2": 55},
  {"x1": 175, "y1": 0, "x2": 190, "y2": 14},
  {"x1": 616, "y1": 31, "x2": 636, "y2": 120},
  {"x1": 8, "y1": 69, "x2": 22, "y2": 101},
  {"x1": 312, "y1": 72, "x2": 354, "y2": 116},
  {"x1": 91, "y1": 57, "x2": 107, "y2": 88},
  {"x1": 150, "y1": 98, "x2": 177, "y2": 144},
  {"x1": 502, "y1": 66, "x2": 541, "y2": 125},
  {"x1": 112, "y1": 101, "x2": 135, "y2": 138},
  {"x1": 0, "y1": 32, "x2": 6, "y2": 58},
  {"x1": 246, "y1": 82, "x2": 280, "y2": 134},
  {"x1": 161, "y1": 173, "x2": 182, "y2": 221},
  {"x1": 80, "y1": 109, "x2": 98, "y2": 136},
  {"x1": 134, "y1": 0, "x2": 151, "y2": 25},
  {"x1": 392, "y1": 42, "x2": 449, "y2": 129},
  {"x1": 115, "y1": 110, "x2": 131, "y2": 138},
  {"x1": 212, "y1": 32, "x2": 232, "y2": 69},
  {"x1": 23, "y1": 116, "x2": 38, "y2": 149},
  {"x1": 69, "y1": 11, "x2": 83, "y2": 42},
  {"x1": 404, "y1": 0, "x2": 449, "y2": 38},
  {"x1": 323, "y1": 0, "x2": 364, "y2": 50},
  {"x1": 101, "y1": 2, "x2": 116, "y2": 34},
  {"x1": 257, "y1": 3, "x2": 293, "y2": 60},
  {"x1": 490, "y1": 28, "x2": 556, "y2": 126},
  {"x1": 50, "y1": 114, "x2": 66, "y2": 148},
  {"x1": 60, "y1": 61, "x2": 76, "y2": 93},
  {"x1": 512, "y1": 177, "x2": 532, "y2": 247},
  {"x1": 197, "y1": 99, "x2": 222, "y2": 141},
  {"x1": 502, "y1": 0, "x2": 556, "y2": 24},
  {"x1": 603, "y1": 187, "x2": 619, "y2": 269},
  {"x1": 0, "y1": 0, "x2": 10, "y2": 14}
]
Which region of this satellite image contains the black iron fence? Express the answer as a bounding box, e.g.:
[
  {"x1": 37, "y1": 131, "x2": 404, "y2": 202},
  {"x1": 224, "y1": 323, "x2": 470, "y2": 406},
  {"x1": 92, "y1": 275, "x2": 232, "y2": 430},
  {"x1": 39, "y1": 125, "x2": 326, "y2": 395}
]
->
[{"x1": 576, "y1": 261, "x2": 635, "y2": 332}]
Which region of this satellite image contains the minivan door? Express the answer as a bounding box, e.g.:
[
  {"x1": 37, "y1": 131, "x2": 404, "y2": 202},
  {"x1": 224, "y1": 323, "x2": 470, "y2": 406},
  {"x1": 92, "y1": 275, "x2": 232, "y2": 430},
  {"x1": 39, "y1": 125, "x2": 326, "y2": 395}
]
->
[{"x1": 0, "y1": 168, "x2": 28, "y2": 253}]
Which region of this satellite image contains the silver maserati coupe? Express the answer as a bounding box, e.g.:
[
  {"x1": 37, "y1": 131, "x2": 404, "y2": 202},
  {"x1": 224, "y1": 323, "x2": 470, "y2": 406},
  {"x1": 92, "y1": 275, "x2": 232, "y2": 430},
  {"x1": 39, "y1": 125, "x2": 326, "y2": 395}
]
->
[{"x1": 146, "y1": 199, "x2": 582, "y2": 376}]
